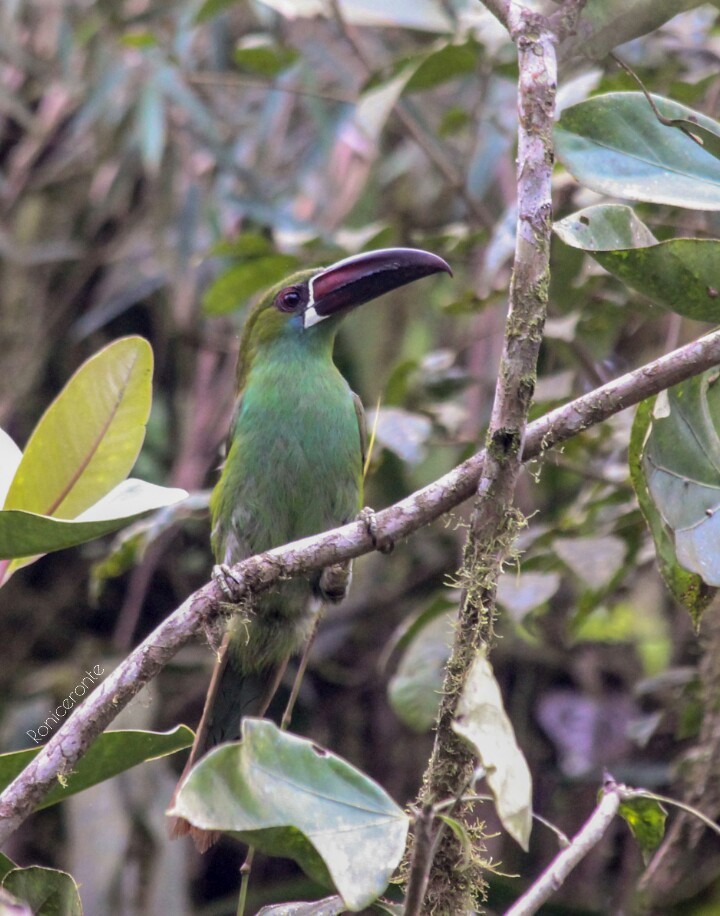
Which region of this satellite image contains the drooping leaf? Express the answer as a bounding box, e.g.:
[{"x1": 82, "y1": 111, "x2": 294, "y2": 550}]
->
[
  {"x1": 630, "y1": 398, "x2": 714, "y2": 626},
  {"x1": 388, "y1": 609, "x2": 454, "y2": 732},
  {"x1": 2, "y1": 867, "x2": 82, "y2": 916},
  {"x1": 555, "y1": 93, "x2": 720, "y2": 209},
  {"x1": 618, "y1": 793, "x2": 668, "y2": 864},
  {"x1": 640, "y1": 368, "x2": 720, "y2": 588},
  {"x1": 0, "y1": 727, "x2": 193, "y2": 811},
  {"x1": 452, "y1": 651, "x2": 532, "y2": 850},
  {"x1": 0, "y1": 480, "x2": 187, "y2": 560},
  {"x1": 554, "y1": 205, "x2": 720, "y2": 322},
  {"x1": 4, "y1": 337, "x2": 153, "y2": 520},
  {"x1": 170, "y1": 719, "x2": 408, "y2": 912}
]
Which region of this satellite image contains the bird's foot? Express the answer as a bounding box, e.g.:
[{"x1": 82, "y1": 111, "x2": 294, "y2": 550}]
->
[
  {"x1": 318, "y1": 560, "x2": 353, "y2": 604},
  {"x1": 358, "y1": 506, "x2": 394, "y2": 554},
  {"x1": 212, "y1": 563, "x2": 245, "y2": 603}
]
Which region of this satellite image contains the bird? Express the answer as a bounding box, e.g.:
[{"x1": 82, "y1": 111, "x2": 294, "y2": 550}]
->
[{"x1": 170, "y1": 247, "x2": 451, "y2": 850}]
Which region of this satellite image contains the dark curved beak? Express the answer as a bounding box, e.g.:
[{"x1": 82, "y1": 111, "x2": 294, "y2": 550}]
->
[{"x1": 304, "y1": 247, "x2": 451, "y2": 328}]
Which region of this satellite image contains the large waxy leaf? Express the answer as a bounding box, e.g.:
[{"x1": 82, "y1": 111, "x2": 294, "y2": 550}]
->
[
  {"x1": 170, "y1": 719, "x2": 408, "y2": 912},
  {"x1": 452, "y1": 652, "x2": 532, "y2": 850},
  {"x1": 0, "y1": 727, "x2": 193, "y2": 811},
  {"x1": 0, "y1": 479, "x2": 187, "y2": 560},
  {"x1": 555, "y1": 93, "x2": 720, "y2": 209},
  {"x1": 555, "y1": 205, "x2": 720, "y2": 322},
  {"x1": 4, "y1": 337, "x2": 152, "y2": 520},
  {"x1": 630, "y1": 398, "x2": 714, "y2": 625},
  {"x1": 2, "y1": 867, "x2": 82, "y2": 916},
  {"x1": 640, "y1": 368, "x2": 720, "y2": 588}
]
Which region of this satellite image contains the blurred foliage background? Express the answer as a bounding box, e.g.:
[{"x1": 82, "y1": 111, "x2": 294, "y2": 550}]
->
[{"x1": 3, "y1": 0, "x2": 720, "y2": 913}]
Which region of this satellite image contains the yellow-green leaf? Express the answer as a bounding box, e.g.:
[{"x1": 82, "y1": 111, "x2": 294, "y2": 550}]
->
[{"x1": 4, "y1": 337, "x2": 152, "y2": 520}]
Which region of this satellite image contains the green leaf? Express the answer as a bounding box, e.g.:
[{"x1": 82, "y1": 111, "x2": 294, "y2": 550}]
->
[
  {"x1": 555, "y1": 93, "x2": 720, "y2": 209},
  {"x1": 171, "y1": 719, "x2": 409, "y2": 912},
  {"x1": 640, "y1": 369, "x2": 720, "y2": 589},
  {"x1": 202, "y1": 255, "x2": 299, "y2": 315},
  {"x1": 618, "y1": 794, "x2": 667, "y2": 864},
  {"x1": 257, "y1": 897, "x2": 347, "y2": 915},
  {"x1": 2, "y1": 867, "x2": 82, "y2": 916},
  {"x1": 195, "y1": 0, "x2": 238, "y2": 22},
  {"x1": 630, "y1": 398, "x2": 714, "y2": 626},
  {"x1": 4, "y1": 337, "x2": 153, "y2": 520},
  {"x1": 388, "y1": 609, "x2": 454, "y2": 732},
  {"x1": 0, "y1": 727, "x2": 193, "y2": 811},
  {"x1": 0, "y1": 856, "x2": 15, "y2": 884},
  {"x1": 452, "y1": 652, "x2": 533, "y2": 851},
  {"x1": 555, "y1": 205, "x2": 720, "y2": 322},
  {"x1": 234, "y1": 38, "x2": 300, "y2": 78},
  {"x1": 0, "y1": 479, "x2": 187, "y2": 560},
  {"x1": 563, "y1": 0, "x2": 702, "y2": 62},
  {"x1": 403, "y1": 41, "x2": 477, "y2": 92}
]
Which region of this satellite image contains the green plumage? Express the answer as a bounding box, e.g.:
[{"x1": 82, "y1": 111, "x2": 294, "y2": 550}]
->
[{"x1": 213, "y1": 274, "x2": 364, "y2": 674}]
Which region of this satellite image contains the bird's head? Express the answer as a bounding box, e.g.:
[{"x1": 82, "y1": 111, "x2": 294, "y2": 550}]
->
[{"x1": 237, "y1": 247, "x2": 451, "y2": 383}]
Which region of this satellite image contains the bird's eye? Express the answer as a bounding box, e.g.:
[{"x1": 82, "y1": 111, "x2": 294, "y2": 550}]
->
[{"x1": 275, "y1": 286, "x2": 306, "y2": 313}]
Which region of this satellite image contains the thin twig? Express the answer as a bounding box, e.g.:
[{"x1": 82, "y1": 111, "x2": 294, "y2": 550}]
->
[
  {"x1": 2, "y1": 330, "x2": 720, "y2": 843},
  {"x1": 505, "y1": 776, "x2": 622, "y2": 916},
  {"x1": 281, "y1": 612, "x2": 323, "y2": 731}
]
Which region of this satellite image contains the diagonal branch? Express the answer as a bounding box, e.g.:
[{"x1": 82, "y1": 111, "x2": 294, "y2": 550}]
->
[{"x1": 1, "y1": 328, "x2": 720, "y2": 845}]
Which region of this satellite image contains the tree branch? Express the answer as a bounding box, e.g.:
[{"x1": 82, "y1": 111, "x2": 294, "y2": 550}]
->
[
  {"x1": 505, "y1": 776, "x2": 622, "y2": 916},
  {"x1": 1, "y1": 329, "x2": 720, "y2": 845}
]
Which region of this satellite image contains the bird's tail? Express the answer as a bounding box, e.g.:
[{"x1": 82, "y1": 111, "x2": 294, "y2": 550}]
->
[{"x1": 168, "y1": 631, "x2": 288, "y2": 852}]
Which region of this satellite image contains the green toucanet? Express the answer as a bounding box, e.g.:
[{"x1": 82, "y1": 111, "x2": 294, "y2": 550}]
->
[{"x1": 171, "y1": 248, "x2": 450, "y2": 849}]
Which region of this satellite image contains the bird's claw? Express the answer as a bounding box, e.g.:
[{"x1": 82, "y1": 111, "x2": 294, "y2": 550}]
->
[
  {"x1": 358, "y1": 506, "x2": 394, "y2": 554},
  {"x1": 212, "y1": 563, "x2": 245, "y2": 603}
]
